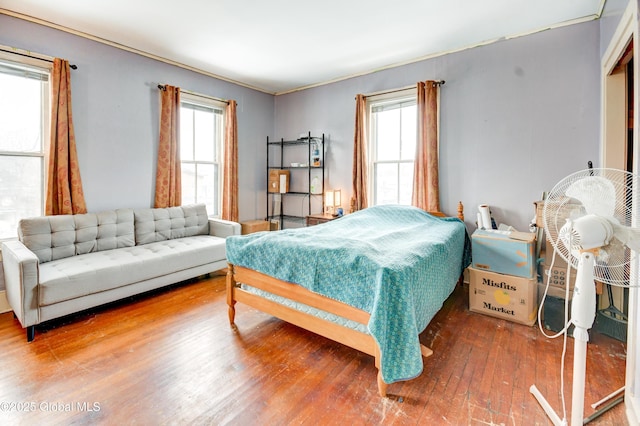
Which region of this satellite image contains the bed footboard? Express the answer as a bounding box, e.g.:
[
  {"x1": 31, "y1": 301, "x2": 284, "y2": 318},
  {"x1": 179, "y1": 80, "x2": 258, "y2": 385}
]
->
[{"x1": 225, "y1": 262, "x2": 434, "y2": 397}]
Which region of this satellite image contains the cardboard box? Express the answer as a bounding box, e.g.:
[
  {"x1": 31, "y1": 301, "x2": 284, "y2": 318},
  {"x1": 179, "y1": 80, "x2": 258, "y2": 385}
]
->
[
  {"x1": 543, "y1": 237, "x2": 569, "y2": 269},
  {"x1": 241, "y1": 220, "x2": 270, "y2": 235},
  {"x1": 268, "y1": 169, "x2": 290, "y2": 193},
  {"x1": 471, "y1": 229, "x2": 536, "y2": 278},
  {"x1": 543, "y1": 265, "x2": 576, "y2": 290},
  {"x1": 468, "y1": 267, "x2": 538, "y2": 326},
  {"x1": 534, "y1": 199, "x2": 584, "y2": 229},
  {"x1": 537, "y1": 282, "x2": 572, "y2": 305}
]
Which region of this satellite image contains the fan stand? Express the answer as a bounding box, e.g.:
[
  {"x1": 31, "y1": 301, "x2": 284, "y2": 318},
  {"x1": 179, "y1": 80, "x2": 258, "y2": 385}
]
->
[{"x1": 530, "y1": 251, "x2": 597, "y2": 426}]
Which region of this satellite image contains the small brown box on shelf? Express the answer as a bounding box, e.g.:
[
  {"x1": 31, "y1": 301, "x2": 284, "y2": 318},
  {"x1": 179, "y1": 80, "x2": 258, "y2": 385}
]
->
[
  {"x1": 241, "y1": 220, "x2": 270, "y2": 235},
  {"x1": 268, "y1": 169, "x2": 290, "y2": 193}
]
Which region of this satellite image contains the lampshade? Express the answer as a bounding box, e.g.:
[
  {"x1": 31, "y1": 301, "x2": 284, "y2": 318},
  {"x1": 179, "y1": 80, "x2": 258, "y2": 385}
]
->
[
  {"x1": 325, "y1": 189, "x2": 341, "y2": 213},
  {"x1": 325, "y1": 190, "x2": 335, "y2": 208}
]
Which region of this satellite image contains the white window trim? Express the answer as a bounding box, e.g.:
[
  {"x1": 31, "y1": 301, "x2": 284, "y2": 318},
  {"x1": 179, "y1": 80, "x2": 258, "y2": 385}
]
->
[
  {"x1": 180, "y1": 92, "x2": 225, "y2": 217},
  {"x1": 366, "y1": 87, "x2": 417, "y2": 205}
]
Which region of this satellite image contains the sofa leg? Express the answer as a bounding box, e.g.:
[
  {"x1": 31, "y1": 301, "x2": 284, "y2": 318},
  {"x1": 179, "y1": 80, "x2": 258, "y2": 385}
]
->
[{"x1": 26, "y1": 326, "x2": 35, "y2": 343}]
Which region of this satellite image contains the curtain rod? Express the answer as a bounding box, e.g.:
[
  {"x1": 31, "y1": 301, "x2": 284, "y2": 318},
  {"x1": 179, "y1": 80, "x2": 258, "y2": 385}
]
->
[
  {"x1": 360, "y1": 80, "x2": 445, "y2": 99},
  {"x1": 157, "y1": 84, "x2": 230, "y2": 105},
  {"x1": 0, "y1": 47, "x2": 77, "y2": 69}
]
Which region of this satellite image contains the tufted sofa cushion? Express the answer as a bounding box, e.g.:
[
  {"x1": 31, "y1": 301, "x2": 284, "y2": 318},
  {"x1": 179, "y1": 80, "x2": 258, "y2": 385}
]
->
[
  {"x1": 37, "y1": 235, "x2": 226, "y2": 306},
  {"x1": 18, "y1": 209, "x2": 135, "y2": 263},
  {"x1": 133, "y1": 204, "x2": 209, "y2": 245}
]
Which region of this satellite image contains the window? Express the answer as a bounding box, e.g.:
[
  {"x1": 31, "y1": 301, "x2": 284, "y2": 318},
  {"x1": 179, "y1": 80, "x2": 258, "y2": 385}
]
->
[
  {"x1": 0, "y1": 53, "x2": 50, "y2": 240},
  {"x1": 180, "y1": 93, "x2": 225, "y2": 217},
  {"x1": 368, "y1": 89, "x2": 417, "y2": 206}
]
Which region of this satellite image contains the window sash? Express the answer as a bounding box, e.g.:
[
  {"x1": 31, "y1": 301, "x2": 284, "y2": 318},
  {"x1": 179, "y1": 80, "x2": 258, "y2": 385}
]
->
[
  {"x1": 0, "y1": 54, "x2": 50, "y2": 240},
  {"x1": 179, "y1": 93, "x2": 225, "y2": 217},
  {"x1": 367, "y1": 89, "x2": 417, "y2": 206}
]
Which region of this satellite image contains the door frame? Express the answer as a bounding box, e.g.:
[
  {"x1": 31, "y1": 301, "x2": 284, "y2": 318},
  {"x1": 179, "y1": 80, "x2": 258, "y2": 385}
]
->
[{"x1": 601, "y1": 1, "x2": 639, "y2": 423}]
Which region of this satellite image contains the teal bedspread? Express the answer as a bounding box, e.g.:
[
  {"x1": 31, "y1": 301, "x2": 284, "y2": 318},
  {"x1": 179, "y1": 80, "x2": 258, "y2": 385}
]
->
[{"x1": 226, "y1": 205, "x2": 471, "y2": 384}]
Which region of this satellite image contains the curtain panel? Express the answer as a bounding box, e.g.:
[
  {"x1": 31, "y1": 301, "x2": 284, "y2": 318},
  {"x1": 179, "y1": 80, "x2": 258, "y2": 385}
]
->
[
  {"x1": 221, "y1": 100, "x2": 239, "y2": 222},
  {"x1": 351, "y1": 94, "x2": 368, "y2": 212},
  {"x1": 154, "y1": 85, "x2": 181, "y2": 208},
  {"x1": 46, "y1": 58, "x2": 87, "y2": 215},
  {"x1": 412, "y1": 81, "x2": 440, "y2": 212}
]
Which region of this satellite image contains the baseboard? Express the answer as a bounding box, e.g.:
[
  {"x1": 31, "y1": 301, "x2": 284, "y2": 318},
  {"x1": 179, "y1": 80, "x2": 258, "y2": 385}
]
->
[{"x1": 0, "y1": 290, "x2": 10, "y2": 314}]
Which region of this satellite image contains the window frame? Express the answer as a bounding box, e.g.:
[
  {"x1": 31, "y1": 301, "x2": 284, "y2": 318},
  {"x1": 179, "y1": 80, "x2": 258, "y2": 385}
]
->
[
  {"x1": 366, "y1": 87, "x2": 417, "y2": 206},
  {"x1": 179, "y1": 92, "x2": 225, "y2": 217},
  {"x1": 0, "y1": 49, "x2": 51, "y2": 241}
]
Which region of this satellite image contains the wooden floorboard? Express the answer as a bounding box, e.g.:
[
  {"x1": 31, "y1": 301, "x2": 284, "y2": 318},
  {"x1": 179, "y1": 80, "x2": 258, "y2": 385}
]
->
[{"x1": 0, "y1": 274, "x2": 628, "y2": 425}]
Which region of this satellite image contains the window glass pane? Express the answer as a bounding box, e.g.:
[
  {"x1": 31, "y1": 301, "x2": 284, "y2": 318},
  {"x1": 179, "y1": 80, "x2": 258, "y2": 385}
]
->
[
  {"x1": 399, "y1": 162, "x2": 414, "y2": 205},
  {"x1": 0, "y1": 73, "x2": 43, "y2": 153},
  {"x1": 196, "y1": 163, "x2": 217, "y2": 216},
  {"x1": 375, "y1": 108, "x2": 400, "y2": 161},
  {"x1": 0, "y1": 156, "x2": 42, "y2": 239},
  {"x1": 194, "y1": 109, "x2": 214, "y2": 160},
  {"x1": 401, "y1": 104, "x2": 416, "y2": 161},
  {"x1": 181, "y1": 163, "x2": 196, "y2": 205},
  {"x1": 180, "y1": 107, "x2": 194, "y2": 161},
  {"x1": 375, "y1": 163, "x2": 399, "y2": 205}
]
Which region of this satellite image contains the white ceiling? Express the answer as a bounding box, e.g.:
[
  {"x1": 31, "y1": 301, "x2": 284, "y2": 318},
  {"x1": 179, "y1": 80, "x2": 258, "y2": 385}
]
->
[{"x1": 0, "y1": 0, "x2": 604, "y2": 94}]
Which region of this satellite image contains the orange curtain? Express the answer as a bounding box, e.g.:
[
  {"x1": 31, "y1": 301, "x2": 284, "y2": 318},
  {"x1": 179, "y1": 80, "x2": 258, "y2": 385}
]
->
[
  {"x1": 351, "y1": 94, "x2": 368, "y2": 212},
  {"x1": 412, "y1": 81, "x2": 440, "y2": 212},
  {"x1": 46, "y1": 58, "x2": 87, "y2": 215},
  {"x1": 221, "y1": 100, "x2": 239, "y2": 221},
  {"x1": 154, "y1": 85, "x2": 181, "y2": 208}
]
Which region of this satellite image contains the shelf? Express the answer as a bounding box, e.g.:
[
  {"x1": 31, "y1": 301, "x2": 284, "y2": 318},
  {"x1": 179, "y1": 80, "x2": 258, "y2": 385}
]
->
[
  {"x1": 282, "y1": 191, "x2": 322, "y2": 196},
  {"x1": 267, "y1": 132, "x2": 325, "y2": 229},
  {"x1": 267, "y1": 137, "x2": 322, "y2": 146},
  {"x1": 268, "y1": 166, "x2": 323, "y2": 170}
]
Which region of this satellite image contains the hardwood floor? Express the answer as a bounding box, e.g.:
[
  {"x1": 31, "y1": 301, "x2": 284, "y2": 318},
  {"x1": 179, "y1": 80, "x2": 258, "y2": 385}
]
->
[{"x1": 0, "y1": 273, "x2": 628, "y2": 425}]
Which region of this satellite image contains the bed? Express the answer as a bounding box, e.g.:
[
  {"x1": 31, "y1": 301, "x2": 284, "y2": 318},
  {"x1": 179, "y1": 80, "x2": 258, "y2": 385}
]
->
[{"x1": 225, "y1": 203, "x2": 470, "y2": 396}]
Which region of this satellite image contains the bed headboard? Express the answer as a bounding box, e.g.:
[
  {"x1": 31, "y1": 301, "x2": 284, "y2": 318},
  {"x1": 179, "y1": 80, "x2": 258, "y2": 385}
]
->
[{"x1": 428, "y1": 201, "x2": 464, "y2": 221}]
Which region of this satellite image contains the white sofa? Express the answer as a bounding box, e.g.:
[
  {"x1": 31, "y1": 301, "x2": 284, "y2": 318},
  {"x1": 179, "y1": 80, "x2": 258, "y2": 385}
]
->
[{"x1": 1, "y1": 204, "x2": 240, "y2": 341}]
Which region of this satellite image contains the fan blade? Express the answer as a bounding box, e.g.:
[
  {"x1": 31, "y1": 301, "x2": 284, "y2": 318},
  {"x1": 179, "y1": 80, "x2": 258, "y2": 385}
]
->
[
  {"x1": 566, "y1": 176, "x2": 616, "y2": 217},
  {"x1": 613, "y1": 223, "x2": 640, "y2": 252}
]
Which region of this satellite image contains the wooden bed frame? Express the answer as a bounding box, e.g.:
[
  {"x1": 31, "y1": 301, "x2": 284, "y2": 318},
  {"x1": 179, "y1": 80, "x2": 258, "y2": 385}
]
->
[{"x1": 226, "y1": 202, "x2": 464, "y2": 397}]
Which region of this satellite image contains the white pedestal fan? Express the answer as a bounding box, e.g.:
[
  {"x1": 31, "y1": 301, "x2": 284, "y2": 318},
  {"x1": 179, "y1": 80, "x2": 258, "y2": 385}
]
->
[{"x1": 530, "y1": 168, "x2": 640, "y2": 426}]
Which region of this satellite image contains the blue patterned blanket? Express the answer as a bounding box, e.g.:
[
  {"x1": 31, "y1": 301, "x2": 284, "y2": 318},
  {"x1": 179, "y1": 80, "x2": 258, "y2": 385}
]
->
[{"x1": 226, "y1": 205, "x2": 471, "y2": 384}]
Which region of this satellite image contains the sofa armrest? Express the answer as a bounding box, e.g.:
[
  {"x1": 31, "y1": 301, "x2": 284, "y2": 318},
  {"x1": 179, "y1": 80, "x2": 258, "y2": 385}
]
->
[
  {"x1": 208, "y1": 218, "x2": 241, "y2": 238},
  {"x1": 1, "y1": 240, "x2": 40, "y2": 328}
]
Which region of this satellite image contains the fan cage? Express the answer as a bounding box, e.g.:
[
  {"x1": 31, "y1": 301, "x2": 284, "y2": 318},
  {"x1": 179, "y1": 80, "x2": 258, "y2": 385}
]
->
[{"x1": 542, "y1": 168, "x2": 638, "y2": 286}]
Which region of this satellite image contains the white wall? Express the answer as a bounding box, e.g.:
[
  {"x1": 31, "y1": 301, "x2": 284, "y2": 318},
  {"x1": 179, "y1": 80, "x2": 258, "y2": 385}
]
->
[
  {"x1": 0, "y1": 12, "x2": 604, "y2": 239},
  {"x1": 274, "y1": 21, "x2": 601, "y2": 232},
  {"x1": 0, "y1": 14, "x2": 274, "y2": 221},
  {"x1": 0, "y1": 14, "x2": 276, "y2": 292},
  {"x1": 0, "y1": 14, "x2": 605, "y2": 286}
]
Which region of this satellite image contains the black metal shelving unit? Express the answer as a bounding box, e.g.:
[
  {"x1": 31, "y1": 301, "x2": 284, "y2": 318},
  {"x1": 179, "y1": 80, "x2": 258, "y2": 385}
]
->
[{"x1": 267, "y1": 132, "x2": 325, "y2": 228}]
